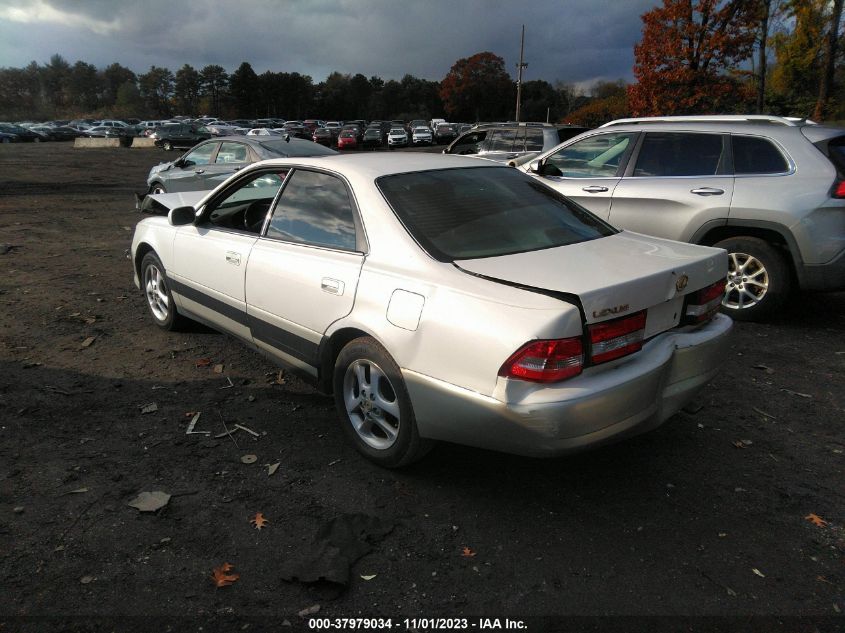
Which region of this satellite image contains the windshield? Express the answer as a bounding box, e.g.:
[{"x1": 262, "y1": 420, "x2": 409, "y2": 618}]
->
[{"x1": 377, "y1": 167, "x2": 615, "y2": 261}]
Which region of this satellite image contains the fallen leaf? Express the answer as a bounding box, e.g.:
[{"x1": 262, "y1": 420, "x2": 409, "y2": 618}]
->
[
  {"x1": 733, "y1": 439, "x2": 753, "y2": 449},
  {"x1": 195, "y1": 358, "x2": 212, "y2": 368},
  {"x1": 80, "y1": 336, "x2": 96, "y2": 349},
  {"x1": 360, "y1": 574, "x2": 377, "y2": 581},
  {"x1": 80, "y1": 575, "x2": 94, "y2": 584},
  {"x1": 139, "y1": 402, "x2": 158, "y2": 414},
  {"x1": 753, "y1": 364, "x2": 775, "y2": 375},
  {"x1": 213, "y1": 363, "x2": 224, "y2": 374},
  {"x1": 211, "y1": 562, "x2": 239, "y2": 588},
  {"x1": 250, "y1": 512, "x2": 269, "y2": 530},
  {"x1": 752, "y1": 568, "x2": 765, "y2": 578},
  {"x1": 241, "y1": 454, "x2": 257, "y2": 464},
  {"x1": 267, "y1": 462, "x2": 280, "y2": 477},
  {"x1": 805, "y1": 513, "x2": 829, "y2": 528},
  {"x1": 184, "y1": 411, "x2": 198, "y2": 418},
  {"x1": 65, "y1": 487, "x2": 89, "y2": 495},
  {"x1": 461, "y1": 546, "x2": 477, "y2": 558},
  {"x1": 274, "y1": 370, "x2": 286, "y2": 385},
  {"x1": 298, "y1": 604, "x2": 320, "y2": 617},
  {"x1": 127, "y1": 490, "x2": 171, "y2": 512}
]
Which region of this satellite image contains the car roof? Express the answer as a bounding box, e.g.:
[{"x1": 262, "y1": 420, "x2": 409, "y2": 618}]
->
[{"x1": 247, "y1": 152, "x2": 507, "y2": 180}]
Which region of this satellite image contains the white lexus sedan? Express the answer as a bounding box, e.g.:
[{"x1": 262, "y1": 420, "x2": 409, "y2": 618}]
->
[{"x1": 131, "y1": 154, "x2": 732, "y2": 467}]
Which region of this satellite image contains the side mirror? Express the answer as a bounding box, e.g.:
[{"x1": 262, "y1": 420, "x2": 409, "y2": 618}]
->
[
  {"x1": 441, "y1": 148, "x2": 448, "y2": 154},
  {"x1": 528, "y1": 160, "x2": 542, "y2": 174},
  {"x1": 168, "y1": 205, "x2": 196, "y2": 226}
]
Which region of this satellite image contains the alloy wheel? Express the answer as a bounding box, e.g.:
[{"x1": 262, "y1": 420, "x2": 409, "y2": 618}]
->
[
  {"x1": 724, "y1": 251, "x2": 769, "y2": 310},
  {"x1": 343, "y1": 359, "x2": 401, "y2": 450}
]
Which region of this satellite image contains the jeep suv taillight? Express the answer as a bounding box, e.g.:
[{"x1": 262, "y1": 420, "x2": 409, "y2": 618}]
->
[
  {"x1": 588, "y1": 310, "x2": 647, "y2": 365},
  {"x1": 833, "y1": 181, "x2": 845, "y2": 198},
  {"x1": 498, "y1": 337, "x2": 583, "y2": 383},
  {"x1": 684, "y1": 279, "x2": 726, "y2": 324}
]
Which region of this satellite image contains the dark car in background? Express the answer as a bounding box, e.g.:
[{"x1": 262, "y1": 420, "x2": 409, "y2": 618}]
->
[
  {"x1": 434, "y1": 123, "x2": 458, "y2": 145},
  {"x1": 151, "y1": 123, "x2": 212, "y2": 151},
  {"x1": 30, "y1": 125, "x2": 81, "y2": 141},
  {"x1": 363, "y1": 127, "x2": 383, "y2": 149},
  {"x1": 145, "y1": 136, "x2": 337, "y2": 195},
  {"x1": 313, "y1": 127, "x2": 334, "y2": 147},
  {"x1": 0, "y1": 123, "x2": 41, "y2": 142}
]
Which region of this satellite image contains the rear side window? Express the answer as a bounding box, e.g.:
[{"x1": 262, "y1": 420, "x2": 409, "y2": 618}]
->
[
  {"x1": 525, "y1": 128, "x2": 544, "y2": 152},
  {"x1": 488, "y1": 129, "x2": 517, "y2": 152},
  {"x1": 377, "y1": 167, "x2": 615, "y2": 261},
  {"x1": 266, "y1": 170, "x2": 357, "y2": 251},
  {"x1": 732, "y1": 136, "x2": 789, "y2": 174},
  {"x1": 633, "y1": 133, "x2": 724, "y2": 177}
]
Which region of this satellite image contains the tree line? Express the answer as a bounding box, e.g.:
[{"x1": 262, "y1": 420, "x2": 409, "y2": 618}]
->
[
  {"x1": 0, "y1": 53, "x2": 582, "y2": 124},
  {"x1": 0, "y1": 0, "x2": 841, "y2": 125}
]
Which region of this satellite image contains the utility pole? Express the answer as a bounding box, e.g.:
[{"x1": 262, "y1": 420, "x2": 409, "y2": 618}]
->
[{"x1": 515, "y1": 24, "x2": 527, "y2": 122}]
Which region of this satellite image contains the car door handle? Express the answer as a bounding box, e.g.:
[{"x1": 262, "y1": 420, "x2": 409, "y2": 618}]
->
[
  {"x1": 225, "y1": 251, "x2": 241, "y2": 266},
  {"x1": 582, "y1": 185, "x2": 609, "y2": 193},
  {"x1": 690, "y1": 187, "x2": 724, "y2": 196},
  {"x1": 233, "y1": 166, "x2": 241, "y2": 171},
  {"x1": 194, "y1": 169, "x2": 205, "y2": 174},
  {"x1": 321, "y1": 278, "x2": 344, "y2": 295}
]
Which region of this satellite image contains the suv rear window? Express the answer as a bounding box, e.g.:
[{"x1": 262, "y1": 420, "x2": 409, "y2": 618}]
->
[
  {"x1": 732, "y1": 136, "x2": 789, "y2": 174},
  {"x1": 824, "y1": 137, "x2": 845, "y2": 175},
  {"x1": 633, "y1": 132, "x2": 725, "y2": 177},
  {"x1": 377, "y1": 167, "x2": 615, "y2": 261}
]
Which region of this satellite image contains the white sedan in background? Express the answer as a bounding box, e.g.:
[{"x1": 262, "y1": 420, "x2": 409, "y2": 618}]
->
[{"x1": 131, "y1": 154, "x2": 732, "y2": 467}]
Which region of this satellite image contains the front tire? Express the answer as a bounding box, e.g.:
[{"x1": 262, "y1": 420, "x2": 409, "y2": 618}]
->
[
  {"x1": 713, "y1": 236, "x2": 792, "y2": 321},
  {"x1": 148, "y1": 182, "x2": 167, "y2": 195},
  {"x1": 140, "y1": 252, "x2": 185, "y2": 331},
  {"x1": 333, "y1": 337, "x2": 433, "y2": 468}
]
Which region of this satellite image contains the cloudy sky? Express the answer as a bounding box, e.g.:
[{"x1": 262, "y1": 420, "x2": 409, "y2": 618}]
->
[{"x1": 0, "y1": 0, "x2": 656, "y2": 89}]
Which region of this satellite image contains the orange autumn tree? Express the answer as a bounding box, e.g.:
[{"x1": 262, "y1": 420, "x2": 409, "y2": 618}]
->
[
  {"x1": 439, "y1": 52, "x2": 514, "y2": 122},
  {"x1": 628, "y1": 0, "x2": 759, "y2": 116}
]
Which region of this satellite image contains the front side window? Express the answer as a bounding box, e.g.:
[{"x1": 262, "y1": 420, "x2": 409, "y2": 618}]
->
[
  {"x1": 448, "y1": 131, "x2": 487, "y2": 155},
  {"x1": 732, "y1": 136, "x2": 789, "y2": 174},
  {"x1": 266, "y1": 170, "x2": 357, "y2": 251},
  {"x1": 545, "y1": 132, "x2": 636, "y2": 178},
  {"x1": 377, "y1": 167, "x2": 615, "y2": 262},
  {"x1": 633, "y1": 132, "x2": 725, "y2": 177},
  {"x1": 216, "y1": 142, "x2": 249, "y2": 163},
  {"x1": 184, "y1": 143, "x2": 217, "y2": 166},
  {"x1": 205, "y1": 171, "x2": 287, "y2": 232}
]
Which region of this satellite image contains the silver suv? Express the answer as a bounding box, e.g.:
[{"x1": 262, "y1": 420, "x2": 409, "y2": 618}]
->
[
  {"x1": 521, "y1": 115, "x2": 845, "y2": 320},
  {"x1": 444, "y1": 123, "x2": 589, "y2": 166}
]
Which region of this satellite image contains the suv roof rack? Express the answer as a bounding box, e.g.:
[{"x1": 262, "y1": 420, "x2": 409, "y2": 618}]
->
[{"x1": 600, "y1": 115, "x2": 818, "y2": 128}]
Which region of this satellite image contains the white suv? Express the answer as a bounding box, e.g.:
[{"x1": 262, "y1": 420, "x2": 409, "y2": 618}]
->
[{"x1": 522, "y1": 115, "x2": 845, "y2": 320}]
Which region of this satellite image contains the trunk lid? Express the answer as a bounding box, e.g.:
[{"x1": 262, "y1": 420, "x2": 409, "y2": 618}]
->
[{"x1": 456, "y1": 231, "x2": 727, "y2": 329}]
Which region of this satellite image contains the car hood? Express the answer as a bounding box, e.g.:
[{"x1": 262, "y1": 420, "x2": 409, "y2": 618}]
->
[
  {"x1": 455, "y1": 231, "x2": 727, "y2": 324},
  {"x1": 138, "y1": 190, "x2": 210, "y2": 215}
]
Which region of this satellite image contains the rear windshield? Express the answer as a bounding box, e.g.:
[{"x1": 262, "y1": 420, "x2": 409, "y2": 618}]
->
[
  {"x1": 377, "y1": 167, "x2": 615, "y2": 261},
  {"x1": 260, "y1": 139, "x2": 336, "y2": 156}
]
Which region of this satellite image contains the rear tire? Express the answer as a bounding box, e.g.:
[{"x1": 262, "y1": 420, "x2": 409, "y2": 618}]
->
[
  {"x1": 333, "y1": 337, "x2": 434, "y2": 468},
  {"x1": 713, "y1": 236, "x2": 792, "y2": 321}
]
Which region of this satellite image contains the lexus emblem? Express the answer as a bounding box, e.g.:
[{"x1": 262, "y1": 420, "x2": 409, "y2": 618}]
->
[{"x1": 675, "y1": 275, "x2": 689, "y2": 292}]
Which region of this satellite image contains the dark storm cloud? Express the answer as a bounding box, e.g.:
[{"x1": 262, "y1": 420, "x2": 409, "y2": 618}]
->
[{"x1": 0, "y1": 0, "x2": 655, "y2": 86}]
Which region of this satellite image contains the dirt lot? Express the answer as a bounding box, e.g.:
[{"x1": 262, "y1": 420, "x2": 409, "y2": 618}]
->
[{"x1": 0, "y1": 143, "x2": 843, "y2": 632}]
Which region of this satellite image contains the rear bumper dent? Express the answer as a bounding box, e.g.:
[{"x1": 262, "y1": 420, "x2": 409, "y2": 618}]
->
[{"x1": 404, "y1": 313, "x2": 733, "y2": 457}]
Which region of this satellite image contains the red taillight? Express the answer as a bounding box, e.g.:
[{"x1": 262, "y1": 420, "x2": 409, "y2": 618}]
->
[
  {"x1": 499, "y1": 337, "x2": 583, "y2": 383},
  {"x1": 588, "y1": 310, "x2": 647, "y2": 365},
  {"x1": 684, "y1": 279, "x2": 726, "y2": 324},
  {"x1": 834, "y1": 181, "x2": 845, "y2": 198}
]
